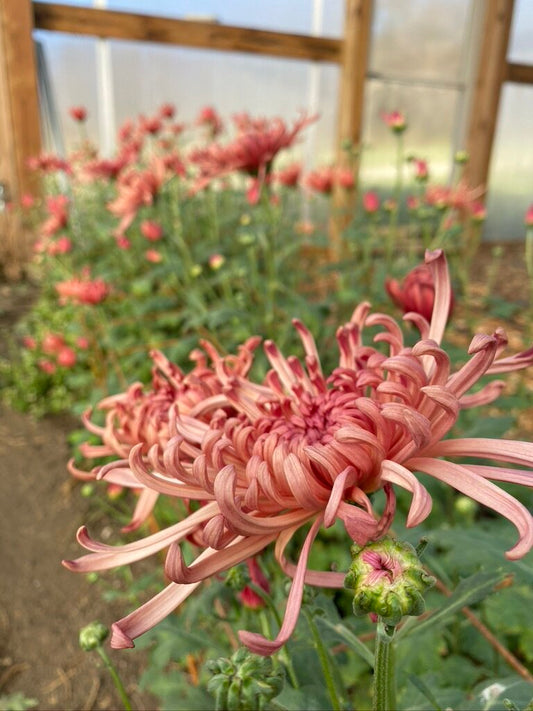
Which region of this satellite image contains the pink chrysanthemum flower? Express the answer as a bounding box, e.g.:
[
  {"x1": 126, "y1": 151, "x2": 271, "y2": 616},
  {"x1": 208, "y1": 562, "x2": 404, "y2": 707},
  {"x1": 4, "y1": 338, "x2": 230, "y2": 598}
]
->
[
  {"x1": 64, "y1": 250, "x2": 533, "y2": 656},
  {"x1": 70, "y1": 343, "x2": 260, "y2": 532}
]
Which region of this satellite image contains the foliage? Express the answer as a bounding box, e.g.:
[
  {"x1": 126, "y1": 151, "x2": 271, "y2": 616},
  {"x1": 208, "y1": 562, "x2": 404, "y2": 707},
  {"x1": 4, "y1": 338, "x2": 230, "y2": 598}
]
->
[{"x1": 3, "y1": 105, "x2": 533, "y2": 710}]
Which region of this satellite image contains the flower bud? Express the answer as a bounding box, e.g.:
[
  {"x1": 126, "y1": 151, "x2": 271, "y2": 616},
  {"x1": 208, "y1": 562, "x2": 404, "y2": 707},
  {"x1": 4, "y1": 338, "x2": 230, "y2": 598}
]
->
[
  {"x1": 207, "y1": 648, "x2": 284, "y2": 710},
  {"x1": 79, "y1": 621, "x2": 109, "y2": 651},
  {"x1": 344, "y1": 538, "x2": 435, "y2": 626}
]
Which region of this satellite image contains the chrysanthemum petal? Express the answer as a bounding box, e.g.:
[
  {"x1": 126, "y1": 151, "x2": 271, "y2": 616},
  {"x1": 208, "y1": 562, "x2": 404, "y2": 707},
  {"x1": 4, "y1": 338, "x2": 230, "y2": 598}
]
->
[
  {"x1": 408, "y1": 457, "x2": 533, "y2": 558},
  {"x1": 239, "y1": 516, "x2": 323, "y2": 655},
  {"x1": 380, "y1": 460, "x2": 433, "y2": 526}
]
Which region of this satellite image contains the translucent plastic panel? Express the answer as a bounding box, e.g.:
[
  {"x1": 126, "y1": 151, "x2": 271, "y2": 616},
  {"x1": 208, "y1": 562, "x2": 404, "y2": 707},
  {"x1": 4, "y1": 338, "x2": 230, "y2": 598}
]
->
[
  {"x1": 360, "y1": 80, "x2": 462, "y2": 189},
  {"x1": 483, "y1": 84, "x2": 533, "y2": 242},
  {"x1": 34, "y1": 32, "x2": 101, "y2": 151},
  {"x1": 508, "y1": 0, "x2": 533, "y2": 63},
  {"x1": 36, "y1": 0, "x2": 344, "y2": 37},
  {"x1": 369, "y1": 0, "x2": 474, "y2": 83},
  {"x1": 110, "y1": 41, "x2": 339, "y2": 160}
]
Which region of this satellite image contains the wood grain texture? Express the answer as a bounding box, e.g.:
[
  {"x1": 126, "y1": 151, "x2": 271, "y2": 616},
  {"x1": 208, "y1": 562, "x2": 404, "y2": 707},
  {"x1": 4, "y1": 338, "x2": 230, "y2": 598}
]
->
[
  {"x1": 33, "y1": 2, "x2": 342, "y2": 63},
  {"x1": 465, "y1": 0, "x2": 515, "y2": 191}
]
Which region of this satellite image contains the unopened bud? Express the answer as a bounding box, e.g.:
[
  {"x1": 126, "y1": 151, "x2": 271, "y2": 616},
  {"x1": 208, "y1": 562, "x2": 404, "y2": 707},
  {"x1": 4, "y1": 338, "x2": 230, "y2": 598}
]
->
[
  {"x1": 207, "y1": 648, "x2": 284, "y2": 710},
  {"x1": 79, "y1": 621, "x2": 109, "y2": 651},
  {"x1": 344, "y1": 538, "x2": 435, "y2": 626}
]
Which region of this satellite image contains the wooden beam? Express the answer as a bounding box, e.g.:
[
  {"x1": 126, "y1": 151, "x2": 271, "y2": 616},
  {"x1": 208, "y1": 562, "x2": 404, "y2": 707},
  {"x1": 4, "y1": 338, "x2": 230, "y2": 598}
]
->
[
  {"x1": 0, "y1": 0, "x2": 41, "y2": 278},
  {"x1": 336, "y1": 0, "x2": 373, "y2": 158},
  {"x1": 464, "y1": 0, "x2": 515, "y2": 191},
  {"x1": 330, "y1": 0, "x2": 373, "y2": 259},
  {"x1": 0, "y1": 0, "x2": 41, "y2": 200},
  {"x1": 33, "y1": 2, "x2": 342, "y2": 64},
  {"x1": 506, "y1": 61, "x2": 533, "y2": 84}
]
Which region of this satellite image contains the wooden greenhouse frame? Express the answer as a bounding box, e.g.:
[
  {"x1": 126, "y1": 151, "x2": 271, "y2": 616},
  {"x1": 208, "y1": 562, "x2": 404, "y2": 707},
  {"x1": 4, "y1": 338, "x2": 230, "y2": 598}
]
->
[{"x1": 0, "y1": 0, "x2": 528, "y2": 276}]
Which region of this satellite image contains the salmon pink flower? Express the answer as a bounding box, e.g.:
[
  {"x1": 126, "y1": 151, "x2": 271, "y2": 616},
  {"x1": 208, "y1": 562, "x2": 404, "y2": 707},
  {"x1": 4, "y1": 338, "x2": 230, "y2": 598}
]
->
[
  {"x1": 65, "y1": 250, "x2": 533, "y2": 656},
  {"x1": 38, "y1": 359, "x2": 56, "y2": 375},
  {"x1": 524, "y1": 204, "x2": 533, "y2": 227},
  {"x1": 145, "y1": 249, "x2": 162, "y2": 263},
  {"x1": 42, "y1": 332, "x2": 65, "y2": 354},
  {"x1": 70, "y1": 342, "x2": 260, "y2": 531},
  {"x1": 274, "y1": 163, "x2": 301, "y2": 188},
  {"x1": 385, "y1": 263, "x2": 453, "y2": 323},
  {"x1": 22, "y1": 335, "x2": 36, "y2": 350},
  {"x1": 190, "y1": 113, "x2": 315, "y2": 191},
  {"x1": 55, "y1": 270, "x2": 109, "y2": 305},
  {"x1": 57, "y1": 346, "x2": 77, "y2": 368}
]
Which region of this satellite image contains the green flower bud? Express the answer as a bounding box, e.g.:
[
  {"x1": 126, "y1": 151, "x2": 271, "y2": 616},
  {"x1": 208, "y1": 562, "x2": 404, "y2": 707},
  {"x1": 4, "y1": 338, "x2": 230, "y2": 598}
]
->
[
  {"x1": 344, "y1": 538, "x2": 435, "y2": 626},
  {"x1": 225, "y1": 565, "x2": 247, "y2": 591},
  {"x1": 206, "y1": 648, "x2": 284, "y2": 710},
  {"x1": 79, "y1": 621, "x2": 109, "y2": 651},
  {"x1": 454, "y1": 150, "x2": 469, "y2": 165},
  {"x1": 190, "y1": 264, "x2": 202, "y2": 278}
]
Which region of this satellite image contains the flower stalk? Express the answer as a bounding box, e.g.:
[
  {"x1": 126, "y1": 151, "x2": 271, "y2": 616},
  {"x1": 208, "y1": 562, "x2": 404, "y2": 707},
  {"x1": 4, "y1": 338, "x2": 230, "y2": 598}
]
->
[{"x1": 373, "y1": 621, "x2": 397, "y2": 711}]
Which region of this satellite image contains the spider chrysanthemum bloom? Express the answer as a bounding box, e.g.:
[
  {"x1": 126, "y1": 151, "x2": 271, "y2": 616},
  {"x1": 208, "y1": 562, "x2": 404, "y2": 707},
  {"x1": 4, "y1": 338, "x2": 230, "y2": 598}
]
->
[{"x1": 64, "y1": 250, "x2": 533, "y2": 656}]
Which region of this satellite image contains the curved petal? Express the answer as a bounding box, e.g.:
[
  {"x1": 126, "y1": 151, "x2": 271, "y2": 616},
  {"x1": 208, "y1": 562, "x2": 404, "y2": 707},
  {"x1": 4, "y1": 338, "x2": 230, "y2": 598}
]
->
[
  {"x1": 274, "y1": 524, "x2": 346, "y2": 588},
  {"x1": 111, "y1": 578, "x2": 203, "y2": 649},
  {"x1": 425, "y1": 249, "x2": 451, "y2": 346},
  {"x1": 426, "y1": 438, "x2": 533, "y2": 467},
  {"x1": 239, "y1": 516, "x2": 323, "y2": 655},
  {"x1": 380, "y1": 460, "x2": 433, "y2": 526},
  {"x1": 165, "y1": 532, "x2": 276, "y2": 584},
  {"x1": 407, "y1": 457, "x2": 533, "y2": 559},
  {"x1": 63, "y1": 502, "x2": 219, "y2": 572},
  {"x1": 324, "y1": 466, "x2": 356, "y2": 528},
  {"x1": 121, "y1": 488, "x2": 160, "y2": 533}
]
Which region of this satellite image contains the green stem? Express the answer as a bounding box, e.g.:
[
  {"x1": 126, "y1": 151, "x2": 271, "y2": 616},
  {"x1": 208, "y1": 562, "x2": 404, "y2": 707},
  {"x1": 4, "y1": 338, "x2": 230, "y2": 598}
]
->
[
  {"x1": 373, "y1": 621, "x2": 397, "y2": 711},
  {"x1": 96, "y1": 646, "x2": 133, "y2": 711},
  {"x1": 304, "y1": 609, "x2": 343, "y2": 711}
]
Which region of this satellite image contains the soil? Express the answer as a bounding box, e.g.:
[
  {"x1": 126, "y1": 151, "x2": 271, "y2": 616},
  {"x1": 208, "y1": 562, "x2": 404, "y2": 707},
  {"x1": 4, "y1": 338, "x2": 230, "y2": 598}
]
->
[{"x1": 0, "y1": 242, "x2": 530, "y2": 711}]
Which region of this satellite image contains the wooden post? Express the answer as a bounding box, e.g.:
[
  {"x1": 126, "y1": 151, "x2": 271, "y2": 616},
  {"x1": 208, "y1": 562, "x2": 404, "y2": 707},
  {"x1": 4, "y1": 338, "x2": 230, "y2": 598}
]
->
[
  {"x1": 0, "y1": 0, "x2": 41, "y2": 278},
  {"x1": 464, "y1": 0, "x2": 515, "y2": 192},
  {"x1": 330, "y1": 0, "x2": 373, "y2": 259}
]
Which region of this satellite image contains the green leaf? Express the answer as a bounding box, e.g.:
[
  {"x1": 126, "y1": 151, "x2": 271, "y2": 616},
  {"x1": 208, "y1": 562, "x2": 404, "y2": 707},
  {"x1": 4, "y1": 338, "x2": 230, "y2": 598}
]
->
[
  {"x1": 399, "y1": 569, "x2": 507, "y2": 638},
  {"x1": 316, "y1": 618, "x2": 374, "y2": 668}
]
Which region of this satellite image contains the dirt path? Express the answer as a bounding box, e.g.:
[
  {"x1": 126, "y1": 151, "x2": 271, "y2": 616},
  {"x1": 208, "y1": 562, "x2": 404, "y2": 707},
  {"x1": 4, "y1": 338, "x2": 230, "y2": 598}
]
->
[{"x1": 0, "y1": 407, "x2": 156, "y2": 710}]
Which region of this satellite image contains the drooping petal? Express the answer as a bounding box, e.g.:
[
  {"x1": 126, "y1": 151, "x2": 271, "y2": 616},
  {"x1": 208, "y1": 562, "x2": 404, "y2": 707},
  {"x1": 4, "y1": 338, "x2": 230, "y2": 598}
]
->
[
  {"x1": 111, "y1": 579, "x2": 203, "y2": 648},
  {"x1": 380, "y1": 459, "x2": 433, "y2": 526},
  {"x1": 407, "y1": 457, "x2": 533, "y2": 559},
  {"x1": 239, "y1": 516, "x2": 323, "y2": 655},
  {"x1": 425, "y1": 249, "x2": 451, "y2": 346},
  {"x1": 165, "y1": 533, "x2": 277, "y2": 584},
  {"x1": 63, "y1": 502, "x2": 219, "y2": 571}
]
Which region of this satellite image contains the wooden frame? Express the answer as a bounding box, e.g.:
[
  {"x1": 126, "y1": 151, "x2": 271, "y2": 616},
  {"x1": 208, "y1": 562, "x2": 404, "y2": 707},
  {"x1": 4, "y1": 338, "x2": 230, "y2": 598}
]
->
[
  {"x1": 464, "y1": 0, "x2": 515, "y2": 190},
  {"x1": 0, "y1": 0, "x2": 41, "y2": 277},
  {"x1": 32, "y1": 3, "x2": 342, "y2": 63}
]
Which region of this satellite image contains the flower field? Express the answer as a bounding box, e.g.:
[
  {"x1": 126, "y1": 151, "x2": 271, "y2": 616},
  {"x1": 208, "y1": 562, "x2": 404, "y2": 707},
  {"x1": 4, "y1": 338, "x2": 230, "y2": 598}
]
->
[{"x1": 1, "y1": 105, "x2": 532, "y2": 711}]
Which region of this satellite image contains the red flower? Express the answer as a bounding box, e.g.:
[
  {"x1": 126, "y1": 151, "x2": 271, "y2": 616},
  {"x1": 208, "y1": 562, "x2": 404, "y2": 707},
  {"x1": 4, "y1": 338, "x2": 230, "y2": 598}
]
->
[
  {"x1": 239, "y1": 558, "x2": 270, "y2": 609},
  {"x1": 69, "y1": 106, "x2": 87, "y2": 122},
  {"x1": 386, "y1": 263, "x2": 452, "y2": 323},
  {"x1": 57, "y1": 346, "x2": 77, "y2": 368},
  {"x1": 362, "y1": 191, "x2": 380, "y2": 213},
  {"x1": 55, "y1": 270, "x2": 109, "y2": 305},
  {"x1": 140, "y1": 220, "x2": 163, "y2": 241}
]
